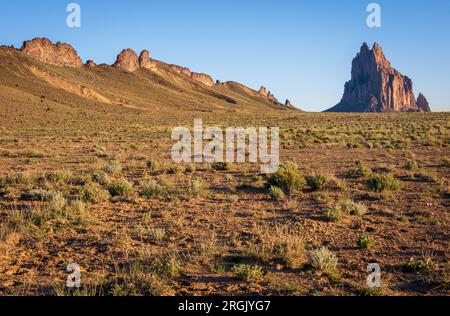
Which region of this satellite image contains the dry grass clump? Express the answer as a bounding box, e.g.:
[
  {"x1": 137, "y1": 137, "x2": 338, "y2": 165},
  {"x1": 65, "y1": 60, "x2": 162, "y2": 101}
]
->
[
  {"x1": 232, "y1": 264, "x2": 264, "y2": 282},
  {"x1": 140, "y1": 181, "x2": 165, "y2": 198},
  {"x1": 308, "y1": 247, "x2": 338, "y2": 272},
  {"x1": 80, "y1": 182, "x2": 110, "y2": 203},
  {"x1": 248, "y1": 224, "x2": 305, "y2": 269},
  {"x1": 268, "y1": 185, "x2": 285, "y2": 200},
  {"x1": 348, "y1": 160, "x2": 372, "y2": 178}
]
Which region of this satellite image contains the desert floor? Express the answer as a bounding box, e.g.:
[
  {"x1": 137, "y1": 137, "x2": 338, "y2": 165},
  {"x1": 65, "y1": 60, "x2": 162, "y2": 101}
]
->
[{"x1": 0, "y1": 110, "x2": 448, "y2": 296}]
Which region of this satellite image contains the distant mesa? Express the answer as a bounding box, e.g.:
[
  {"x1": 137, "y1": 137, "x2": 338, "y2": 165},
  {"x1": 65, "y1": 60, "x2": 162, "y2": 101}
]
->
[
  {"x1": 326, "y1": 43, "x2": 431, "y2": 112},
  {"x1": 20, "y1": 38, "x2": 83, "y2": 67}
]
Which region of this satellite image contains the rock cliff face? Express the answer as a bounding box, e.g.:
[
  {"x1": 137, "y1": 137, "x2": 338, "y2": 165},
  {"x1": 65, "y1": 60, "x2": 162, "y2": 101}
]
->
[
  {"x1": 416, "y1": 93, "x2": 431, "y2": 112},
  {"x1": 191, "y1": 72, "x2": 214, "y2": 87},
  {"x1": 139, "y1": 50, "x2": 157, "y2": 70},
  {"x1": 327, "y1": 43, "x2": 426, "y2": 112},
  {"x1": 258, "y1": 86, "x2": 279, "y2": 103},
  {"x1": 20, "y1": 38, "x2": 83, "y2": 67},
  {"x1": 114, "y1": 48, "x2": 139, "y2": 72}
]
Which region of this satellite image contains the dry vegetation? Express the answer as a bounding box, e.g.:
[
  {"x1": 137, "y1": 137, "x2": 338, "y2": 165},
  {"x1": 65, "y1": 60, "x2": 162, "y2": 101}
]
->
[{"x1": 0, "y1": 47, "x2": 449, "y2": 296}]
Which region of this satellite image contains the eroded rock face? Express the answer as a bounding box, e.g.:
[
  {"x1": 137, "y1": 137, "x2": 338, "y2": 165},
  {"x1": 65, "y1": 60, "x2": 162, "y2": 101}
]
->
[
  {"x1": 258, "y1": 86, "x2": 269, "y2": 97},
  {"x1": 191, "y1": 72, "x2": 214, "y2": 87},
  {"x1": 85, "y1": 60, "x2": 96, "y2": 68},
  {"x1": 114, "y1": 48, "x2": 139, "y2": 72},
  {"x1": 258, "y1": 86, "x2": 279, "y2": 103},
  {"x1": 20, "y1": 38, "x2": 83, "y2": 67},
  {"x1": 327, "y1": 43, "x2": 421, "y2": 112},
  {"x1": 416, "y1": 93, "x2": 431, "y2": 112},
  {"x1": 170, "y1": 64, "x2": 192, "y2": 77},
  {"x1": 139, "y1": 50, "x2": 157, "y2": 70},
  {"x1": 285, "y1": 99, "x2": 295, "y2": 108}
]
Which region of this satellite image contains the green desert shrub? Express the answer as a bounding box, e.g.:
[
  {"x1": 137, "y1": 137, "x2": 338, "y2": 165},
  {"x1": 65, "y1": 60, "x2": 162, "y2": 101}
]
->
[
  {"x1": 366, "y1": 174, "x2": 401, "y2": 192},
  {"x1": 405, "y1": 160, "x2": 419, "y2": 172},
  {"x1": 92, "y1": 171, "x2": 111, "y2": 186},
  {"x1": 326, "y1": 205, "x2": 343, "y2": 222},
  {"x1": 306, "y1": 174, "x2": 328, "y2": 191},
  {"x1": 340, "y1": 199, "x2": 368, "y2": 216},
  {"x1": 211, "y1": 162, "x2": 233, "y2": 171},
  {"x1": 25, "y1": 189, "x2": 59, "y2": 202},
  {"x1": 45, "y1": 171, "x2": 73, "y2": 184},
  {"x1": 80, "y1": 183, "x2": 110, "y2": 203},
  {"x1": 166, "y1": 165, "x2": 182, "y2": 175},
  {"x1": 268, "y1": 185, "x2": 285, "y2": 200},
  {"x1": 140, "y1": 181, "x2": 165, "y2": 198},
  {"x1": 190, "y1": 177, "x2": 205, "y2": 197},
  {"x1": 348, "y1": 161, "x2": 372, "y2": 178},
  {"x1": 146, "y1": 159, "x2": 161, "y2": 172},
  {"x1": 267, "y1": 162, "x2": 304, "y2": 195},
  {"x1": 308, "y1": 247, "x2": 338, "y2": 272},
  {"x1": 356, "y1": 236, "x2": 376, "y2": 249},
  {"x1": 232, "y1": 264, "x2": 264, "y2": 282},
  {"x1": 103, "y1": 160, "x2": 122, "y2": 175},
  {"x1": 184, "y1": 164, "x2": 196, "y2": 173},
  {"x1": 404, "y1": 258, "x2": 436, "y2": 272},
  {"x1": 108, "y1": 179, "x2": 134, "y2": 197}
]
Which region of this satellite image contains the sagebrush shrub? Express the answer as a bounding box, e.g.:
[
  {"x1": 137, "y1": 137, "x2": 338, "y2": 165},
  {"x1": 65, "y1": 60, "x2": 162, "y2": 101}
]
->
[
  {"x1": 108, "y1": 179, "x2": 134, "y2": 197},
  {"x1": 308, "y1": 247, "x2": 338, "y2": 272},
  {"x1": 366, "y1": 174, "x2": 401, "y2": 192},
  {"x1": 267, "y1": 162, "x2": 304, "y2": 195}
]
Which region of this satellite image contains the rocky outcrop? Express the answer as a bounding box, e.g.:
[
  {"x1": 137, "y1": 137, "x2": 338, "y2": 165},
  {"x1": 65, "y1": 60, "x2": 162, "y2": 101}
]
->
[
  {"x1": 327, "y1": 43, "x2": 422, "y2": 112},
  {"x1": 85, "y1": 60, "x2": 96, "y2": 68},
  {"x1": 169, "y1": 64, "x2": 192, "y2": 77},
  {"x1": 113, "y1": 48, "x2": 139, "y2": 72},
  {"x1": 285, "y1": 99, "x2": 295, "y2": 108},
  {"x1": 139, "y1": 50, "x2": 157, "y2": 70},
  {"x1": 258, "y1": 86, "x2": 279, "y2": 103},
  {"x1": 258, "y1": 86, "x2": 268, "y2": 97},
  {"x1": 191, "y1": 72, "x2": 214, "y2": 87},
  {"x1": 416, "y1": 93, "x2": 431, "y2": 112},
  {"x1": 20, "y1": 38, "x2": 83, "y2": 67}
]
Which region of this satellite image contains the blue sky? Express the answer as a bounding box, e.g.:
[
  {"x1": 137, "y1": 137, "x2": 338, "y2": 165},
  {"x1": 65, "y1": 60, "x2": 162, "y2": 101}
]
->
[{"x1": 1, "y1": 0, "x2": 449, "y2": 111}]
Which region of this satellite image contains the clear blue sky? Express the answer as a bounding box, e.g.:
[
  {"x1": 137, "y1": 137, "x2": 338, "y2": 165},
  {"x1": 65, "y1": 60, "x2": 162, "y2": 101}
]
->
[{"x1": 1, "y1": 0, "x2": 449, "y2": 111}]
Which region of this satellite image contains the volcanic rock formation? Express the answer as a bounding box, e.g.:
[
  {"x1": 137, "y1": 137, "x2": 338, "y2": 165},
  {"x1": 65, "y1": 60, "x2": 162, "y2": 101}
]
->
[
  {"x1": 114, "y1": 48, "x2": 139, "y2": 72},
  {"x1": 327, "y1": 43, "x2": 429, "y2": 112},
  {"x1": 20, "y1": 38, "x2": 83, "y2": 67},
  {"x1": 139, "y1": 50, "x2": 157, "y2": 70},
  {"x1": 416, "y1": 93, "x2": 431, "y2": 112}
]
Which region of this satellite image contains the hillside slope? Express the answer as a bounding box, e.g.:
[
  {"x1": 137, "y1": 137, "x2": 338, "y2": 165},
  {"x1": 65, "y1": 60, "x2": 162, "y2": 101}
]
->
[{"x1": 0, "y1": 40, "x2": 299, "y2": 126}]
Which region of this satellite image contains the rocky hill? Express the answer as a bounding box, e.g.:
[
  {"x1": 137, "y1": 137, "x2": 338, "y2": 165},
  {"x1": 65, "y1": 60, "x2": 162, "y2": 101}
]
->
[
  {"x1": 326, "y1": 43, "x2": 431, "y2": 112},
  {"x1": 0, "y1": 38, "x2": 299, "y2": 119},
  {"x1": 20, "y1": 38, "x2": 83, "y2": 67}
]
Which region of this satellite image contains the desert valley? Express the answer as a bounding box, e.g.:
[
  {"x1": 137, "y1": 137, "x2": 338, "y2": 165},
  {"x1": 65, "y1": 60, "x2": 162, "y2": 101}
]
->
[{"x1": 0, "y1": 37, "x2": 448, "y2": 296}]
